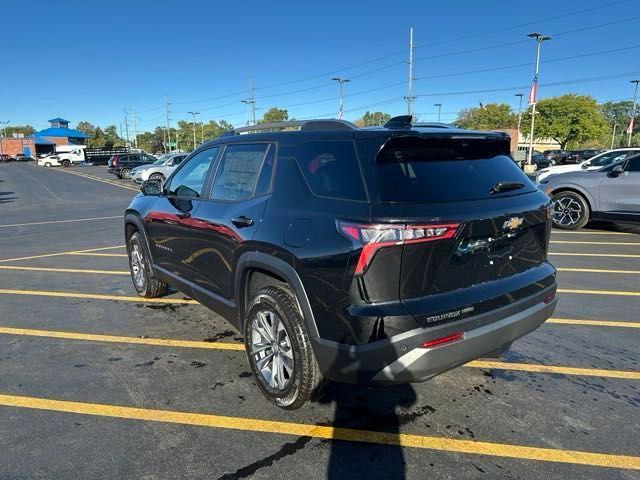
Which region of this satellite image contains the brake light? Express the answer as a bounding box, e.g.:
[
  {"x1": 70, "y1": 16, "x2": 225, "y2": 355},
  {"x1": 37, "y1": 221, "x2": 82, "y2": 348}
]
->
[
  {"x1": 338, "y1": 220, "x2": 460, "y2": 275},
  {"x1": 420, "y1": 331, "x2": 464, "y2": 348},
  {"x1": 112, "y1": 155, "x2": 119, "y2": 166}
]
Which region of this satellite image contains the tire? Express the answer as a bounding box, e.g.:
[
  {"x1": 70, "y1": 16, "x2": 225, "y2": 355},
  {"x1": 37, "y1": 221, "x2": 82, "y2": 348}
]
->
[
  {"x1": 121, "y1": 168, "x2": 132, "y2": 179},
  {"x1": 551, "y1": 191, "x2": 590, "y2": 230},
  {"x1": 127, "y1": 231, "x2": 168, "y2": 298},
  {"x1": 149, "y1": 173, "x2": 165, "y2": 182},
  {"x1": 244, "y1": 286, "x2": 321, "y2": 410},
  {"x1": 44, "y1": 162, "x2": 52, "y2": 168},
  {"x1": 61, "y1": 160, "x2": 70, "y2": 168}
]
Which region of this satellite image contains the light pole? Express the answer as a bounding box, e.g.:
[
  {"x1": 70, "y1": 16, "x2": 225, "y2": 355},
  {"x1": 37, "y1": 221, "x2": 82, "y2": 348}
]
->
[
  {"x1": 611, "y1": 123, "x2": 618, "y2": 149},
  {"x1": 434, "y1": 103, "x2": 442, "y2": 122},
  {"x1": 332, "y1": 77, "x2": 350, "y2": 119},
  {"x1": 188, "y1": 111, "x2": 200, "y2": 149},
  {"x1": 526, "y1": 32, "x2": 551, "y2": 173},
  {"x1": 627, "y1": 80, "x2": 639, "y2": 146},
  {"x1": 200, "y1": 122, "x2": 204, "y2": 143}
]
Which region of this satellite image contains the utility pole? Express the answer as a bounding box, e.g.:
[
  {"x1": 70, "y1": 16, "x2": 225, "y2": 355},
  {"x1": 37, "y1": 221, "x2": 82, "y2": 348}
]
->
[
  {"x1": 627, "y1": 79, "x2": 639, "y2": 146},
  {"x1": 241, "y1": 77, "x2": 257, "y2": 125},
  {"x1": 164, "y1": 95, "x2": 171, "y2": 153},
  {"x1": 123, "y1": 110, "x2": 130, "y2": 147},
  {"x1": 200, "y1": 122, "x2": 204, "y2": 143},
  {"x1": 132, "y1": 107, "x2": 138, "y2": 149},
  {"x1": 188, "y1": 111, "x2": 200, "y2": 149},
  {"x1": 526, "y1": 32, "x2": 551, "y2": 173},
  {"x1": 0, "y1": 120, "x2": 9, "y2": 138},
  {"x1": 611, "y1": 123, "x2": 618, "y2": 149},
  {"x1": 434, "y1": 103, "x2": 442, "y2": 122},
  {"x1": 331, "y1": 77, "x2": 350, "y2": 119},
  {"x1": 405, "y1": 27, "x2": 415, "y2": 117},
  {"x1": 515, "y1": 93, "x2": 524, "y2": 144}
]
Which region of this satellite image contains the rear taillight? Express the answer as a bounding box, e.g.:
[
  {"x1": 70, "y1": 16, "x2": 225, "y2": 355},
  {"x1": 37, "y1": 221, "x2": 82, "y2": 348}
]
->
[
  {"x1": 112, "y1": 156, "x2": 119, "y2": 166},
  {"x1": 419, "y1": 331, "x2": 464, "y2": 349},
  {"x1": 337, "y1": 220, "x2": 460, "y2": 275}
]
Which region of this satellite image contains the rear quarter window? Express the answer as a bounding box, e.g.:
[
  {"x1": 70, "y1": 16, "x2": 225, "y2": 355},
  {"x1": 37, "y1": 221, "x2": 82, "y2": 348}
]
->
[{"x1": 289, "y1": 140, "x2": 367, "y2": 201}]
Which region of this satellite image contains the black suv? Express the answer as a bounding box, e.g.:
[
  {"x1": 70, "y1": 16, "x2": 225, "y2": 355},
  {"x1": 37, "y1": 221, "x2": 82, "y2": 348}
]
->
[
  {"x1": 108, "y1": 153, "x2": 157, "y2": 179},
  {"x1": 124, "y1": 116, "x2": 557, "y2": 409},
  {"x1": 542, "y1": 149, "x2": 572, "y2": 164}
]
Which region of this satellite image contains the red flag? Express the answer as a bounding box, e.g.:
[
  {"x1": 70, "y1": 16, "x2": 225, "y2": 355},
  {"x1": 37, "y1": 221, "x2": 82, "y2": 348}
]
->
[
  {"x1": 528, "y1": 75, "x2": 538, "y2": 105},
  {"x1": 627, "y1": 116, "x2": 635, "y2": 135}
]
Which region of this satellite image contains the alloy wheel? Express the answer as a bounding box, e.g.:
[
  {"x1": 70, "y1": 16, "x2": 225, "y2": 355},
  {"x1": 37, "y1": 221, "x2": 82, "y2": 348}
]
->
[
  {"x1": 130, "y1": 242, "x2": 146, "y2": 290},
  {"x1": 250, "y1": 309, "x2": 294, "y2": 391},
  {"x1": 553, "y1": 196, "x2": 583, "y2": 227}
]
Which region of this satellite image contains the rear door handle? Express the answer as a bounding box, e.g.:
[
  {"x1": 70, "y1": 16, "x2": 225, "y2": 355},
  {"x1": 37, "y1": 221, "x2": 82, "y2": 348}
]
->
[{"x1": 231, "y1": 216, "x2": 254, "y2": 228}]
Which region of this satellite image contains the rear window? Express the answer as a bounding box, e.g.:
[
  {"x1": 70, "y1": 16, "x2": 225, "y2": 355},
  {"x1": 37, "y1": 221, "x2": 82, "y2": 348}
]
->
[
  {"x1": 291, "y1": 140, "x2": 366, "y2": 201},
  {"x1": 373, "y1": 136, "x2": 532, "y2": 203}
]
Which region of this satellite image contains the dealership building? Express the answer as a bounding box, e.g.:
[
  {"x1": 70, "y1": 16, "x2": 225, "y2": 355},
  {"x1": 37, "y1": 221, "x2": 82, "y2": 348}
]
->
[{"x1": 0, "y1": 118, "x2": 89, "y2": 157}]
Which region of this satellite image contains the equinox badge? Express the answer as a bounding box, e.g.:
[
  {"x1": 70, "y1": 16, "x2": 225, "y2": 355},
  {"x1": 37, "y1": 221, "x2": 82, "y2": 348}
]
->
[{"x1": 503, "y1": 216, "x2": 524, "y2": 231}]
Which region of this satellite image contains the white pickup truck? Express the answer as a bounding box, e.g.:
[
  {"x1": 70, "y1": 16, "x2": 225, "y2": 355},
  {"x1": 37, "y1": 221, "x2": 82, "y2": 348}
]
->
[{"x1": 37, "y1": 145, "x2": 86, "y2": 167}]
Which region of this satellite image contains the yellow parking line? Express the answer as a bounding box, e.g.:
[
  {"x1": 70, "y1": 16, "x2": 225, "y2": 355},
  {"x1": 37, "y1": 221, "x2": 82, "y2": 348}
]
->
[
  {"x1": 466, "y1": 361, "x2": 640, "y2": 380},
  {"x1": 0, "y1": 393, "x2": 637, "y2": 470},
  {"x1": 547, "y1": 318, "x2": 640, "y2": 328},
  {"x1": 0, "y1": 288, "x2": 197, "y2": 304},
  {"x1": 0, "y1": 327, "x2": 243, "y2": 350},
  {"x1": 52, "y1": 168, "x2": 139, "y2": 192},
  {"x1": 558, "y1": 288, "x2": 640, "y2": 297},
  {"x1": 0, "y1": 215, "x2": 121, "y2": 228},
  {"x1": 0, "y1": 245, "x2": 125, "y2": 263},
  {"x1": 0, "y1": 266, "x2": 129, "y2": 275},
  {"x1": 551, "y1": 241, "x2": 640, "y2": 246},
  {"x1": 549, "y1": 252, "x2": 640, "y2": 258},
  {"x1": 557, "y1": 267, "x2": 640, "y2": 275},
  {"x1": 70, "y1": 253, "x2": 128, "y2": 257},
  {"x1": 1, "y1": 325, "x2": 637, "y2": 380}
]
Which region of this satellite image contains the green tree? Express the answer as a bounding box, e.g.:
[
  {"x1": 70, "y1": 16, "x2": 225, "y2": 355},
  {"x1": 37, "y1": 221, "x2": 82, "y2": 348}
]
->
[
  {"x1": 76, "y1": 121, "x2": 96, "y2": 138},
  {"x1": 3, "y1": 125, "x2": 35, "y2": 137},
  {"x1": 260, "y1": 107, "x2": 289, "y2": 123},
  {"x1": 521, "y1": 94, "x2": 608, "y2": 150},
  {"x1": 599, "y1": 101, "x2": 636, "y2": 148},
  {"x1": 455, "y1": 103, "x2": 517, "y2": 130},
  {"x1": 355, "y1": 111, "x2": 391, "y2": 127}
]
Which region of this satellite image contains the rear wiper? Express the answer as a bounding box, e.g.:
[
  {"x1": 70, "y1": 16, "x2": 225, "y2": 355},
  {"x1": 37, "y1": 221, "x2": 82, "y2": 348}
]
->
[{"x1": 490, "y1": 181, "x2": 525, "y2": 194}]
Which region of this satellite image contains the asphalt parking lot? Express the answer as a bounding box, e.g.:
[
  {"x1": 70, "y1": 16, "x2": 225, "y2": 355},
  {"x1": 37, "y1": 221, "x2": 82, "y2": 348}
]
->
[{"x1": 0, "y1": 162, "x2": 639, "y2": 479}]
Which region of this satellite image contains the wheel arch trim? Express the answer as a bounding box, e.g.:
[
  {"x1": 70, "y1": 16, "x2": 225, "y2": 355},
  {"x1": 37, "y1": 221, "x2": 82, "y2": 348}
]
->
[
  {"x1": 235, "y1": 252, "x2": 319, "y2": 338},
  {"x1": 124, "y1": 212, "x2": 155, "y2": 266}
]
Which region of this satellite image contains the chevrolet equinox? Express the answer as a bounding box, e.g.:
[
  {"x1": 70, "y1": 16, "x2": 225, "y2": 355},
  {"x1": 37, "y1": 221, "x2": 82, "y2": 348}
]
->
[{"x1": 124, "y1": 116, "x2": 558, "y2": 409}]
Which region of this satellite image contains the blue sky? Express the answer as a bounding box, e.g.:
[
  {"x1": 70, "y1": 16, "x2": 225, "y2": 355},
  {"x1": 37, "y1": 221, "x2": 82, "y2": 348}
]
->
[{"x1": 2, "y1": 0, "x2": 639, "y2": 132}]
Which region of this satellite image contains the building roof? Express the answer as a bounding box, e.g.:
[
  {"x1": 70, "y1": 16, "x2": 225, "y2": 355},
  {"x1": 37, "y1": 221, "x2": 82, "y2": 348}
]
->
[
  {"x1": 32, "y1": 136, "x2": 56, "y2": 145},
  {"x1": 48, "y1": 118, "x2": 69, "y2": 124},
  {"x1": 36, "y1": 127, "x2": 89, "y2": 138}
]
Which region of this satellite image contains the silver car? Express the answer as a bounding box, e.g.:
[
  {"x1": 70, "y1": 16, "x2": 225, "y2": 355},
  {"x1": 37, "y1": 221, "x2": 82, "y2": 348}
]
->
[
  {"x1": 131, "y1": 153, "x2": 189, "y2": 185},
  {"x1": 538, "y1": 154, "x2": 640, "y2": 230}
]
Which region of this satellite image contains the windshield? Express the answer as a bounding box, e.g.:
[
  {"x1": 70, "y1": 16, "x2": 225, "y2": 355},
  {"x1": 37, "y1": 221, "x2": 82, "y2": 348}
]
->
[{"x1": 152, "y1": 158, "x2": 165, "y2": 165}]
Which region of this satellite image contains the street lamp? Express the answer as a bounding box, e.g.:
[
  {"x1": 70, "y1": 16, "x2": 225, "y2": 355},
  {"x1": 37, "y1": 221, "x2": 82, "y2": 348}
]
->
[
  {"x1": 434, "y1": 103, "x2": 442, "y2": 122},
  {"x1": 627, "y1": 80, "x2": 639, "y2": 146},
  {"x1": 332, "y1": 77, "x2": 350, "y2": 119},
  {"x1": 526, "y1": 32, "x2": 551, "y2": 172},
  {"x1": 188, "y1": 111, "x2": 200, "y2": 149}
]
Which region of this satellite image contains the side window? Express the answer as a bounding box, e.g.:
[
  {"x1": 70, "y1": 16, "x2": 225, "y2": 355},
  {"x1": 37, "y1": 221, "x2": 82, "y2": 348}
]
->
[
  {"x1": 254, "y1": 145, "x2": 275, "y2": 197},
  {"x1": 167, "y1": 147, "x2": 218, "y2": 198},
  {"x1": 625, "y1": 156, "x2": 640, "y2": 172},
  {"x1": 172, "y1": 155, "x2": 186, "y2": 166},
  {"x1": 210, "y1": 143, "x2": 269, "y2": 201},
  {"x1": 291, "y1": 140, "x2": 366, "y2": 201}
]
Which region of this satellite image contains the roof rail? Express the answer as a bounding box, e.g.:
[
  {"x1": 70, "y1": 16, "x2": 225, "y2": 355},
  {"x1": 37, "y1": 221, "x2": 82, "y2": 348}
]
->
[{"x1": 221, "y1": 119, "x2": 358, "y2": 136}]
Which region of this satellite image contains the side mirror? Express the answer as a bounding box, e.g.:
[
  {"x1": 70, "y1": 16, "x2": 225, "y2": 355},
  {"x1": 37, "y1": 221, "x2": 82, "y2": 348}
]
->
[
  {"x1": 609, "y1": 164, "x2": 624, "y2": 177},
  {"x1": 140, "y1": 179, "x2": 162, "y2": 196},
  {"x1": 581, "y1": 162, "x2": 590, "y2": 169}
]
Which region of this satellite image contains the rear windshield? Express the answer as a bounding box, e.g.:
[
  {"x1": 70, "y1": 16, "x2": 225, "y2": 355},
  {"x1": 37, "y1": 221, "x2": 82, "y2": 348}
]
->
[{"x1": 373, "y1": 136, "x2": 533, "y2": 203}]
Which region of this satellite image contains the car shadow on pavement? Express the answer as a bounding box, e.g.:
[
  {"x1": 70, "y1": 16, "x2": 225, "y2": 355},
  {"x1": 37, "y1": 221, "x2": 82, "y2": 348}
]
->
[{"x1": 315, "y1": 352, "x2": 417, "y2": 479}]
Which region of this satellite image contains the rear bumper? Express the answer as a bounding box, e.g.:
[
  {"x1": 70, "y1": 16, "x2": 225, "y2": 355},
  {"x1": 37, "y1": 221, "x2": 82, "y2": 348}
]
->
[{"x1": 311, "y1": 284, "x2": 557, "y2": 385}]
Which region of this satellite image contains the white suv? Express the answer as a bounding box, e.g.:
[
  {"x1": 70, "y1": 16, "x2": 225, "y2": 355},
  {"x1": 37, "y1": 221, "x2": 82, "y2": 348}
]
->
[
  {"x1": 536, "y1": 148, "x2": 640, "y2": 182},
  {"x1": 131, "y1": 153, "x2": 188, "y2": 184}
]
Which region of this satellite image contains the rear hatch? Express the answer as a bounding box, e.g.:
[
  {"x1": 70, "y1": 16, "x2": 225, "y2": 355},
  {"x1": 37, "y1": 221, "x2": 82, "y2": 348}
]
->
[{"x1": 354, "y1": 131, "x2": 553, "y2": 321}]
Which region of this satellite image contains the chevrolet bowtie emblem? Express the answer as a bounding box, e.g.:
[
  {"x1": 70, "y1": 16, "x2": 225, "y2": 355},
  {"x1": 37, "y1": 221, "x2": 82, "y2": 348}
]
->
[{"x1": 503, "y1": 217, "x2": 524, "y2": 230}]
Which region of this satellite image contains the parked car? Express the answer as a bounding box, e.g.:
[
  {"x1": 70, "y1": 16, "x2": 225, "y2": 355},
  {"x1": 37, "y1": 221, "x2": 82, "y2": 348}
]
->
[
  {"x1": 131, "y1": 152, "x2": 188, "y2": 185},
  {"x1": 542, "y1": 150, "x2": 572, "y2": 164},
  {"x1": 531, "y1": 153, "x2": 553, "y2": 170},
  {"x1": 536, "y1": 147, "x2": 640, "y2": 182},
  {"x1": 539, "y1": 154, "x2": 640, "y2": 229},
  {"x1": 107, "y1": 153, "x2": 157, "y2": 179},
  {"x1": 124, "y1": 116, "x2": 557, "y2": 409},
  {"x1": 0, "y1": 154, "x2": 15, "y2": 162},
  {"x1": 566, "y1": 149, "x2": 602, "y2": 164},
  {"x1": 14, "y1": 153, "x2": 33, "y2": 162}
]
